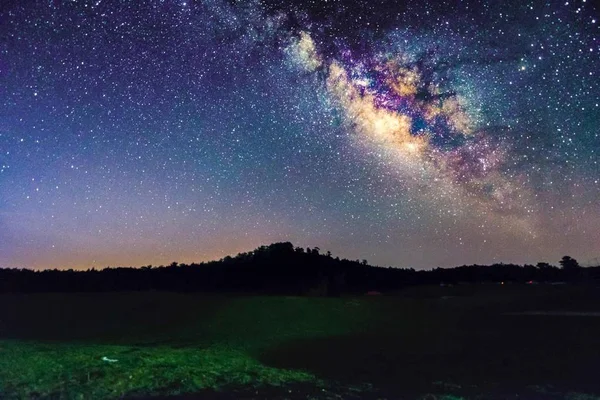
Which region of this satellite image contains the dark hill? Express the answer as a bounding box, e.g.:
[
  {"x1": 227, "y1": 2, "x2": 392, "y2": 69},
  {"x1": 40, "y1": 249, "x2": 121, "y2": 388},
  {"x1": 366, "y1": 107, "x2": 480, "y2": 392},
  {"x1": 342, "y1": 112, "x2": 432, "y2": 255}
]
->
[{"x1": 0, "y1": 242, "x2": 597, "y2": 293}]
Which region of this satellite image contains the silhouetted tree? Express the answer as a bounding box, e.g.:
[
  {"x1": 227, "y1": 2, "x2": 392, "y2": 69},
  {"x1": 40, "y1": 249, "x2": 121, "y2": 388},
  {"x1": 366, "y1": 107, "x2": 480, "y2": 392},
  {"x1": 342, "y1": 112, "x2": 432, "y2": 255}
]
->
[
  {"x1": 536, "y1": 262, "x2": 553, "y2": 270},
  {"x1": 560, "y1": 256, "x2": 580, "y2": 270}
]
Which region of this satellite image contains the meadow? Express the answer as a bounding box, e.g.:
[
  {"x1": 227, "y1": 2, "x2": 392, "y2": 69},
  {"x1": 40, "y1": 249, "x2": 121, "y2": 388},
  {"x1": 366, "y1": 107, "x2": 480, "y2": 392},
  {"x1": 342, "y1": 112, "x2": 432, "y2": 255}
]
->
[{"x1": 1, "y1": 284, "x2": 600, "y2": 399}]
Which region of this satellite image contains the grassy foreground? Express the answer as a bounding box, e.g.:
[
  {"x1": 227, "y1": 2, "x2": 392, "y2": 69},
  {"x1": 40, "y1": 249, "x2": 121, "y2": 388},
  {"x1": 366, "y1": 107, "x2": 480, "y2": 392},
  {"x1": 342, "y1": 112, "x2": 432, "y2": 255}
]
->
[
  {"x1": 0, "y1": 294, "x2": 369, "y2": 399},
  {"x1": 1, "y1": 286, "x2": 600, "y2": 399},
  {"x1": 0, "y1": 341, "x2": 315, "y2": 399}
]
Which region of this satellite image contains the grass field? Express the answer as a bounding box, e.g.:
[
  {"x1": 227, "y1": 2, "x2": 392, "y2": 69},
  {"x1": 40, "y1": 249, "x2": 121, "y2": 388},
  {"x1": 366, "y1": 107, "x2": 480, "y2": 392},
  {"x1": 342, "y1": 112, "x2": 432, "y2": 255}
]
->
[{"x1": 1, "y1": 285, "x2": 600, "y2": 399}]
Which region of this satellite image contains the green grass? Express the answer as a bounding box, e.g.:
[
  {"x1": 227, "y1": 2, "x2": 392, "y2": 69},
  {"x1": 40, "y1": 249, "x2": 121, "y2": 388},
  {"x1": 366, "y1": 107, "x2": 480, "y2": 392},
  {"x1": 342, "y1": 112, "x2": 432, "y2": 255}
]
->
[
  {"x1": 0, "y1": 341, "x2": 314, "y2": 399},
  {"x1": 1, "y1": 287, "x2": 600, "y2": 399},
  {"x1": 0, "y1": 294, "x2": 372, "y2": 399}
]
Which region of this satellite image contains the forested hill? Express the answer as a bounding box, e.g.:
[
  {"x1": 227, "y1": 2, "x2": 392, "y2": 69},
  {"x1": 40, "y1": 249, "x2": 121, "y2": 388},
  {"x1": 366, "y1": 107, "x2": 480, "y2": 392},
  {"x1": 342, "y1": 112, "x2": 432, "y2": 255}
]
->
[{"x1": 0, "y1": 242, "x2": 597, "y2": 294}]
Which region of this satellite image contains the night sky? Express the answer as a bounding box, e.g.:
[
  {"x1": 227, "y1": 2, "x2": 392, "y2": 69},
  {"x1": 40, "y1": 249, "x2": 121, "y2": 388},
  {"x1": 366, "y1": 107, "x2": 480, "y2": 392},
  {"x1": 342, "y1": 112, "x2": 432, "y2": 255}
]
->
[{"x1": 1, "y1": 0, "x2": 598, "y2": 270}]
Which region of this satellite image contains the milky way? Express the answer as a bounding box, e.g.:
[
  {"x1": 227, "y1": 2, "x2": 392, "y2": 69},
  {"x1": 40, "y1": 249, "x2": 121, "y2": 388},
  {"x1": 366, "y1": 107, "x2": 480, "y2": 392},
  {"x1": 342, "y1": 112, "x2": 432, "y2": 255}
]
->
[{"x1": 1, "y1": 0, "x2": 599, "y2": 269}]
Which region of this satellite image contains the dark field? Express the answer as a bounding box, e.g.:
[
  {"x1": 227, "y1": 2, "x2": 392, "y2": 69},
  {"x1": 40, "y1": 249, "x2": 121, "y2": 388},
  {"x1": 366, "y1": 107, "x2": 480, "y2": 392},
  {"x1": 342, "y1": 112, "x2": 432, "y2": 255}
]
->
[{"x1": 1, "y1": 285, "x2": 600, "y2": 399}]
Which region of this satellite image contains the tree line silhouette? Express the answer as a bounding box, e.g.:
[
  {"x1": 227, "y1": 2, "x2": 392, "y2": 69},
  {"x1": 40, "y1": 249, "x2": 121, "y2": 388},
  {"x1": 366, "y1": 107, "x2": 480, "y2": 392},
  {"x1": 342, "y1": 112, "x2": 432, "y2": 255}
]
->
[{"x1": 0, "y1": 243, "x2": 598, "y2": 294}]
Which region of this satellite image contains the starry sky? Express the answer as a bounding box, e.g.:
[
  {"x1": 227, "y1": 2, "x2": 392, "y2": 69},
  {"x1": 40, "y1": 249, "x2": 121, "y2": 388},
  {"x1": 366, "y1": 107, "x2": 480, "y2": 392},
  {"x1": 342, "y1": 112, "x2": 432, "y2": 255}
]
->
[{"x1": 1, "y1": 0, "x2": 599, "y2": 270}]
